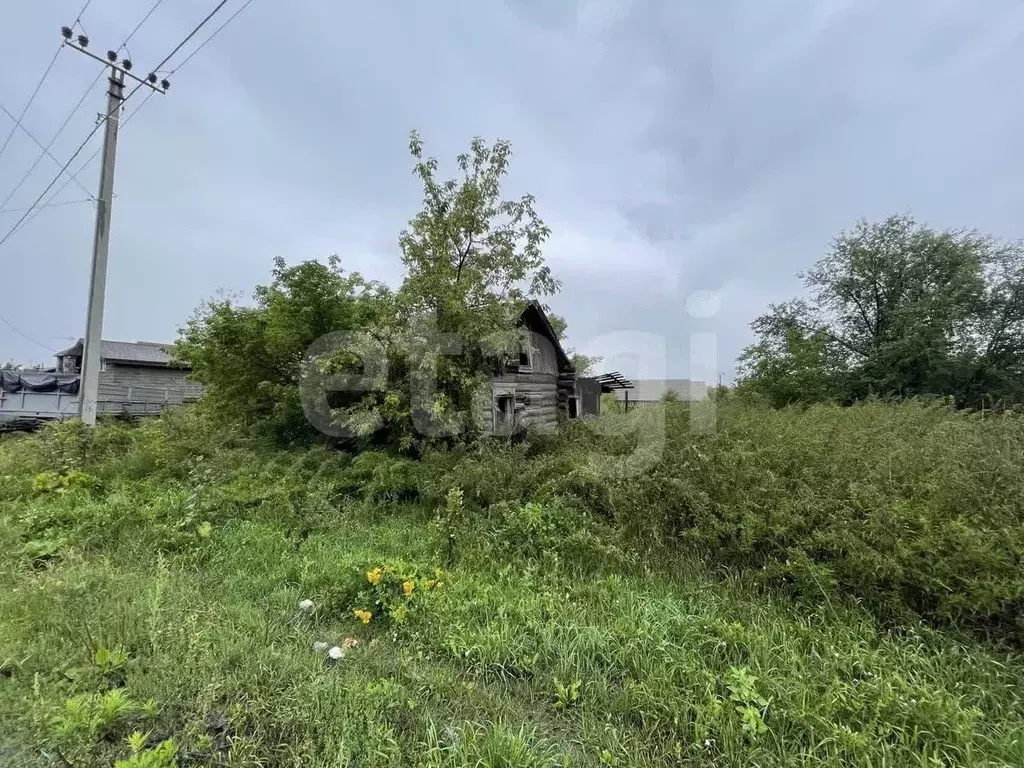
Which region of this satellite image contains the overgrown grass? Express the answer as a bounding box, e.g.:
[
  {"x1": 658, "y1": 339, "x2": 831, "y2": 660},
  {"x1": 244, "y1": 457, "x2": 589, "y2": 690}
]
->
[{"x1": 1, "y1": 404, "x2": 1022, "y2": 766}]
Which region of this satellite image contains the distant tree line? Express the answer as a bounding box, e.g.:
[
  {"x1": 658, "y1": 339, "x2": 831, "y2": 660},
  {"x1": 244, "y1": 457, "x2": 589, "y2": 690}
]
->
[{"x1": 737, "y1": 214, "x2": 1024, "y2": 410}]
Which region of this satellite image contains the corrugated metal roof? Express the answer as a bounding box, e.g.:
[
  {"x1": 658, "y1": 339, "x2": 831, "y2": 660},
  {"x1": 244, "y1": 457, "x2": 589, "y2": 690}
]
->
[
  {"x1": 613, "y1": 379, "x2": 708, "y2": 402},
  {"x1": 55, "y1": 339, "x2": 178, "y2": 366}
]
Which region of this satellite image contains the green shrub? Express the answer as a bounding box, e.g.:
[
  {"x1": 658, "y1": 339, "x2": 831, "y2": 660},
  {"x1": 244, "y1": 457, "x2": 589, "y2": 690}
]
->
[
  {"x1": 481, "y1": 499, "x2": 629, "y2": 574},
  {"x1": 605, "y1": 400, "x2": 1024, "y2": 642},
  {"x1": 115, "y1": 734, "x2": 178, "y2": 768},
  {"x1": 302, "y1": 555, "x2": 443, "y2": 629},
  {"x1": 341, "y1": 450, "x2": 421, "y2": 502}
]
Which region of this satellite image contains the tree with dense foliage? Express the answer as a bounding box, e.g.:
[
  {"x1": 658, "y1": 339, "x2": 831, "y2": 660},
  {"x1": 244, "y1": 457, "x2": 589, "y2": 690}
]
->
[
  {"x1": 174, "y1": 257, "x2": 390, "y2": 442},
  {"x1": 737, "y1": 214, "x2": 1024, "y2": 408}
]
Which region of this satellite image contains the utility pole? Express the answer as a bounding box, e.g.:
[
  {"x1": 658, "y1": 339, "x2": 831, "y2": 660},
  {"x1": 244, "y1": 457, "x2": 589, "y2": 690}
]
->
[
  {"x1": 61, "y1": 27, "x2": 169, "y2": 425},
  {"x1": 78, "y1": 65, "x2": 122, "y2": 426}
]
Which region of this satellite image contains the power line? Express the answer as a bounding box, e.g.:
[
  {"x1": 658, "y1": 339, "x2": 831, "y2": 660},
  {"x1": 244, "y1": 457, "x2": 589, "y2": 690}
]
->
[
  {"x1": 0, "y1": 314, "x2": 56, "y2": 353},
  {"x1": 0, "y1": 100, "x2": 95, "y2": 203},
  {"x1": 73, "y1": 0, "x2": 94, "y2": 26},
  {"x1": 0, "y1": 0, "x2": 94, "y2": 169},
  {"x1": 120, "y1": 0, "x2": 166, "y2": 54},
  {"x1": 168, "y1": 0, "x2": 255, "y2": 75},
  {"x1": 0, "y1": 47, "x2": 62, "y2": 169},
  {"x1": 0, "y1": 198, "x2": 92, "y2": 215},
  {"x1": 14, "y1": 90, "x2": 154, "y2": 234},
  {"x1": 0, "y1": 117, "x2": 108, "y2": 249},
  {"x1": 0, "y1": 0, "x2": 169, "y2": 214},
  {"x1": 122, "y1": 89, "x2": 155, "y2": 127},
  {"x1": 149, "y1": 0, "x2": 232, "y2": 76},
  {"x1": 0, "y1": 0, "x2": 234, "y2": 249}
]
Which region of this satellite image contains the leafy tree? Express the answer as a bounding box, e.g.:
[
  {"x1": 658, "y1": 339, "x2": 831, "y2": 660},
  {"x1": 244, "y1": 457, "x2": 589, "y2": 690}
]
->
[
  {"x1": 738, "y1": 215, "x2": 1024, "y2": 408},
  {"x1": 736, "y1": 301, "x2": 846, "y2": 408},
  {"x1": 398, "y1": 131, "x2": 557, "y2": 334},
  {"x1": 569, "y1": 353, "x2": 602, "y2": 377},
  {"x1": 174, "y1": 257, "x2": 389, "y2": 442},
  {"x1": 316, "y1": 132, "x2": 560, "y2": 451}
]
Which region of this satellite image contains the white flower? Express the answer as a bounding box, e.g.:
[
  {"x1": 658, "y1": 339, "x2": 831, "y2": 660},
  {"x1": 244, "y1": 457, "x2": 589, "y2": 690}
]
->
[
  {"x1": 704, "y1": 739, "x2": 713, "y2": 748},
  {"x1": 327, "y1": 646, "x2": 343, "y2": 660},
  {"x1": 312, "y1": 641, "x2": 329, "y2": 653},
  {"x1": 298, "y1": 599, "x2": 315, "y2": 612}
]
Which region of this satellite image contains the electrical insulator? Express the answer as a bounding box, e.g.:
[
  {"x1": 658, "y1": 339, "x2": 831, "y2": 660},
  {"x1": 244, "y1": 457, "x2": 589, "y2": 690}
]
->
[
  {"x1": 160, "y1": 79, "x2": 170, "y2": 91},
  {"x1": 61, "y1": 26, "x2": 73, "y2": 40},
  {"x1": 77, "y1": 34, "x2": 89, "y2": 48},
  {"x1": 147, "y1": 73, "x2": 157, "y2": 84},
  {"x1": 107, "y1": 50, "x2": 118, "y2": 62},
  {"x1": 122, "y1": 59, "x2": 133, "y2": 71}
]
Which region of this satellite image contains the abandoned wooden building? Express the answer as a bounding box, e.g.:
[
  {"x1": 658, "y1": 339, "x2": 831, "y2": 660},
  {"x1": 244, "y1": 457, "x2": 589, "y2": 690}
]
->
[{"x1": 485, "y1": 301, "x2": 580, "y2": 434}]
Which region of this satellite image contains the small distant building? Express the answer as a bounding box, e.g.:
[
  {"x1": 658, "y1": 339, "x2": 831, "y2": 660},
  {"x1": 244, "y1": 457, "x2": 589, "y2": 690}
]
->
[
  {"x1": 54, "y1": 339, "x2": 202, "y2": 415},
  {"x1": 612, "y1": 378, "x2": 708, "y2": 407}
]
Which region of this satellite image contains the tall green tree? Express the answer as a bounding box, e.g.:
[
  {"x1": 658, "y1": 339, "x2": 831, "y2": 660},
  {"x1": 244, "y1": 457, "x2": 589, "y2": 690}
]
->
[
  {"x1": 738, "y1": 215, "x2": 1024, "y2": 407},
  {"x1": 398, "y1": 131, "x2": 557, "y2": 334},
  {"x1": 320, "y1": 132, "x2": 560, "y2": 450}
]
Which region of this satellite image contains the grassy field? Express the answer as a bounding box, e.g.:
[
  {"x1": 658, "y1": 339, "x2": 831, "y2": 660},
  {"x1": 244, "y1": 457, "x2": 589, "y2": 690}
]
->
[{"x1": 1, "y1": 402, "x2": 1022, "y2": 766}]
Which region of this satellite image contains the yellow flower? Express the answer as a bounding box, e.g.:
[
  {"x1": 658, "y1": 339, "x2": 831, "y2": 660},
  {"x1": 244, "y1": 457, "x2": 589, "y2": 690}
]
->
[
  {"x1": 424, "y1": 579, "x2": 437, "y2": 590},
  {"x1": 402, "y1": 580, "x2": 415, "y2": 596},
  {"x1": 354, "y1": 609, "x2": 372, "y2": 624},
  {"x1": 367, "y1": 567, "x2": 383, "y2": 585}
]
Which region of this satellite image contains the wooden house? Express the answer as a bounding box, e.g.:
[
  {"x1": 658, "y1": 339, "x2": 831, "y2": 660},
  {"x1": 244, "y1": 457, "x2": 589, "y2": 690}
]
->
[{"x1": 485, "y1": 301, "x2": 577, "y2": 434}]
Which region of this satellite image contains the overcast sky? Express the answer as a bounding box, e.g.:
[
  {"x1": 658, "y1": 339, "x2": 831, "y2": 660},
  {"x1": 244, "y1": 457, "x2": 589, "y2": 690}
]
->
[{"x1": 2, "y1": 1, "x2": 1022, "y2": 380}]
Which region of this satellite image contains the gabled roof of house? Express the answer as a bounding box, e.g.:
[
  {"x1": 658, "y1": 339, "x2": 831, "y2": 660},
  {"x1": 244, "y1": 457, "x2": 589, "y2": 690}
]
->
[
  {"x1": 55, "y1": 339, "x2": 183, "y2": 368},
  {"x1": 519, "y1": 300, "x2": 573, "y2": 371}
]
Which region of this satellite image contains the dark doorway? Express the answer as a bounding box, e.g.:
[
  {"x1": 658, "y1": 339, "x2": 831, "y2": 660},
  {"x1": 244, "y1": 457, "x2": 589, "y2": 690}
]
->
[{"x1": 495, "y1": 394, "x2": 515, "y2": 429}]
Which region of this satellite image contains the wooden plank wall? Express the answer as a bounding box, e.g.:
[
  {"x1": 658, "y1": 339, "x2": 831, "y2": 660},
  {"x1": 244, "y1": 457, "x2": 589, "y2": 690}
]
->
[
  {"x1": 98, "y1": 364, "x2": 203, "y2": 406},
  {"x1": 489, "y1": 371, "x2": 559, "y2": 433}
]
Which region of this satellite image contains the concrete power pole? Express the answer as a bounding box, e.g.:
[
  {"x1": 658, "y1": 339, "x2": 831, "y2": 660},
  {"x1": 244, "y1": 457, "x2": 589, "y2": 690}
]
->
[
  {"x1": 78, "y1": 66, "x2": 123, "y2": 425},
  {"x1": 61, "y1": 28, "x2": 169, "y2": 425}
]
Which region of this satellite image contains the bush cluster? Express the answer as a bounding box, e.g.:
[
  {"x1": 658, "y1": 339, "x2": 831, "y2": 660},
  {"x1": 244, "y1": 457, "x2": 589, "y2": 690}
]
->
[{"x1": 602, "y1": 400, "x2": 1024, "y2": 642}]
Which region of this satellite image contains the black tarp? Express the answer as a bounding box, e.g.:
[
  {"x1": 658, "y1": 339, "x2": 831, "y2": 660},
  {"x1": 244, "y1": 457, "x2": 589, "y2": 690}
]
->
[{"x1": 0, "y1": 371, "x2": 80, "y2": 394}]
